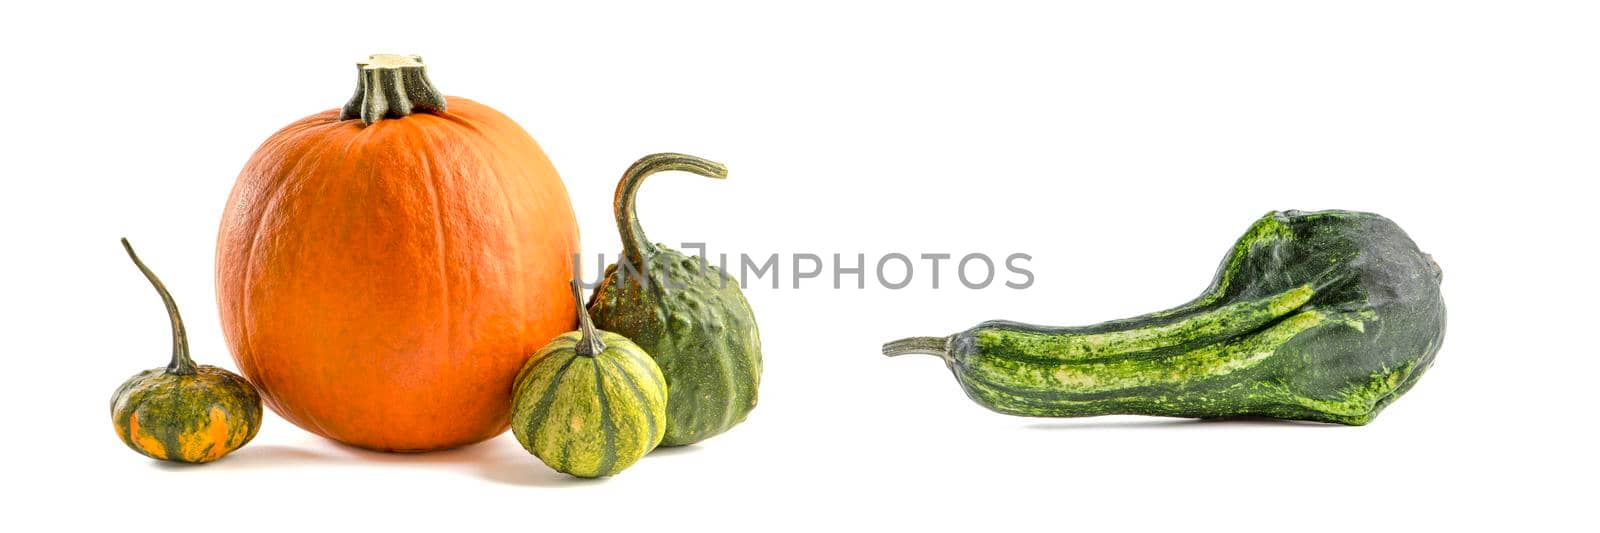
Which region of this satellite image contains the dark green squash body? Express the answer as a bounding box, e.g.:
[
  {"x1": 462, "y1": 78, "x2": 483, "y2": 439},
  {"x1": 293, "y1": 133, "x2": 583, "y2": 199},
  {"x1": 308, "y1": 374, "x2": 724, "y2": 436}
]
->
[
  {"x1": 591, "y1": 249, "x2": 761, "y2": 445},
  {"x1": 885, "y1": 210, "x2": 1445, "y2": 425}
]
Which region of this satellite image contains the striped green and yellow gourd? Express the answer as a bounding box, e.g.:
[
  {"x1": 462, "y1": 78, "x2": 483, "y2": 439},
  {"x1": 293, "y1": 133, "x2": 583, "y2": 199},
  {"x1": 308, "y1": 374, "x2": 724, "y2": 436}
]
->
[
  {"x1": 511, "y1": 282, "x2": 668, "y2": 478},
  {"x1": 884, "y1": 210, "x2": 1446, "y2": 425}
]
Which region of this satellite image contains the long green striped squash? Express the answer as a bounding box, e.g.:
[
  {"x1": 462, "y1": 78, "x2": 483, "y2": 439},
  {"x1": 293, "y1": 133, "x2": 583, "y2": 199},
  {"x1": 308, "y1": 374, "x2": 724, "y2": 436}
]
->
[
  {"x1": 884, "y1": 210, "x2": 1445, "y2": 425},
  {"x1": 511, "y1": 283, "x2": 668, "y2": 478}
]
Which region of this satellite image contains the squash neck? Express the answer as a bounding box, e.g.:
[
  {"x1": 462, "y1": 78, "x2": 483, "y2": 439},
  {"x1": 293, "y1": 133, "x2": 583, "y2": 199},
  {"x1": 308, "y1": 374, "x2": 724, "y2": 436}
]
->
[
  {"x1": 614, "y1": 153, "x2": 729, "y2": 269},
  {"x1": 121, "y1": 238, "x2": 197, "y2": 375},
  {"x1": 339, "y1": 54, "x2": 447, "y2": 125}
]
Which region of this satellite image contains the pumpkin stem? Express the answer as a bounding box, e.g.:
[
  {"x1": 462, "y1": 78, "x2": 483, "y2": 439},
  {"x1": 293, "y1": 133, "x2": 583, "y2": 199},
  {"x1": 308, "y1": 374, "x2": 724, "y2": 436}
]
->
[
  {"x1": 614, "y1": 153, "x2": 729, "y2": 270},
  {"x1": 339, "y1": 54, "x2": 447, "y2": 125},
  {"x1": 121, "y1": 238, "x2": 197, "y2": 375},
  {"x1": 883, "y1": 337, "x2": 951, "y2": 361},
  {"x1": 571, "y1": 280, "x2": 607, "y2": 357}
]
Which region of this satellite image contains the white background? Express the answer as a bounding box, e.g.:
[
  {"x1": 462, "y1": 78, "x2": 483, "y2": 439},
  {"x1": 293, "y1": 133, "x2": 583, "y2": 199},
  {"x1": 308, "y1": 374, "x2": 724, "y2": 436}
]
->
[{"x1": 3, "y1": 1, "x2": 1595, "y2": 531}]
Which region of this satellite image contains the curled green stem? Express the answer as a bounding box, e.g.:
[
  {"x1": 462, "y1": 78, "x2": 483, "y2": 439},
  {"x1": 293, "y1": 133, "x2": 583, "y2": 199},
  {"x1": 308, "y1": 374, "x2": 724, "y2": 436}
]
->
[{"x1": 614, "y1": 153, "x2": 728, "y2": 269}]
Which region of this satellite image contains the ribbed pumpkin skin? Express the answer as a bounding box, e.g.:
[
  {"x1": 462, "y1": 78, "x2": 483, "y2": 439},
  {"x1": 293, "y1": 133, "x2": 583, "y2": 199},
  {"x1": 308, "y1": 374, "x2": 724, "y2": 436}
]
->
[
  {"x1": 511, "y1": 331, "x2": 667, "y2": 478},
  {"x1": 216, "y1": 97, "x2": 579, "y2": 452},
  {"x1": 111, "y1": 366, "x2": 263, "y2": 463}
]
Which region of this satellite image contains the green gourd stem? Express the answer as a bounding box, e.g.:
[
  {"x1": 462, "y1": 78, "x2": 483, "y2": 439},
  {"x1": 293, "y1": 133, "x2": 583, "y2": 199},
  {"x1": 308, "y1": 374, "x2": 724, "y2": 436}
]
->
[
  {"x1": 339, "y1": 54, "x2": 447, "y2": 125},
  {"x1": 883, "y1": 337, "x2": 950, "y2": 361},
  {"x1": 121, "y1": 238, "x2": 196, "y2": 375},
  {"x1": 614, "y1": 153, "x2": 729, "y2": 269},
  {"x1": 571, "y1": 280, "x2": 606, "y2": 357}
]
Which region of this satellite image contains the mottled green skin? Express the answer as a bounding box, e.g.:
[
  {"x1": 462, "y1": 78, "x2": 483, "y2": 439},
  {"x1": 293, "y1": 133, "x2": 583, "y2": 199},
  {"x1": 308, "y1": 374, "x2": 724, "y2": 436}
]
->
[
  {"x1": 511, "y1": 331, "x2": 668, "y2": 478},
  {"x1": 590, "y1": 247, "x2": 762, "y2": 446},
  {"x1": 903, "y1": 210, "x2": 1445, "y2": 425},
  {"x1": 110, "y1": 365, "x2": 263, "y2": 463}
]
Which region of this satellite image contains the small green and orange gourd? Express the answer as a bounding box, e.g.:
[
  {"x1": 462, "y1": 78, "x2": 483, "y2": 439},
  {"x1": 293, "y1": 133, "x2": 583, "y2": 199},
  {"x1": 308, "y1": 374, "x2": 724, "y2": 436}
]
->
[
  {"x1": 511, "y1": 282, "x2": 668, "y2": 478},
  {"x1": 112, "y1": 239, "x2": 263, "y2": 463}
]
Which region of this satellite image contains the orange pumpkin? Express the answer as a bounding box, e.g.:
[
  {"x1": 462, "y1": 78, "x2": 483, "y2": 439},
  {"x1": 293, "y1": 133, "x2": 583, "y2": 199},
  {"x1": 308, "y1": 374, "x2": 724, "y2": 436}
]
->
[{"x1": 216, "y1": 55, "x2": 578, "y2": 452}]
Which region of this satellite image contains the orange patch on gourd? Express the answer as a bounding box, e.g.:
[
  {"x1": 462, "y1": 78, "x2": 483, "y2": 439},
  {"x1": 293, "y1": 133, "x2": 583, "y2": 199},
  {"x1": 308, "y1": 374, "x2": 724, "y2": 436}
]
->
[
  {"x1": 127, "y1": 412, "x2": 168, "y2": 460},
  {"x1": 178, "y1": 407, "x2": 233, "y2": 463}
]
